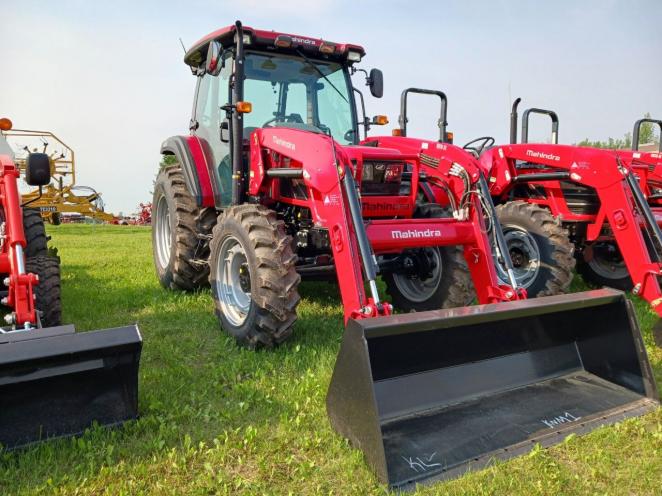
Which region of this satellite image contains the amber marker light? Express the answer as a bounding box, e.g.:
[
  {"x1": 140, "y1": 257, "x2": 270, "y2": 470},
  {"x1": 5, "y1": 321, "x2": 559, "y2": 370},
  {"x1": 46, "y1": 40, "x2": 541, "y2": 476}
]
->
[
  {"x1": 274, "y1": 35, "x2": 293, "y2": 48},
  {"x1": 236, "y1": 102, "x2": 252, "y2": 114},
  {"x1": 0, "y1": 118, "x2": 13, "y2": 131},
  {"x1": 319, "y1": 41, "x2": 336, "y2": 54}
]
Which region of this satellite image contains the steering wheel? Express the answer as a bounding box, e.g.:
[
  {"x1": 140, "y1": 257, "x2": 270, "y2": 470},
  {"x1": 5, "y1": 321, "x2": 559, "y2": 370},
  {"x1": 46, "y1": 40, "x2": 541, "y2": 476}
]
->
[
  {"x1": 263, "y1": 113, "x2": 305, "y2": 127},
  {"x1": 463, "y1": 136, "x2": 495, "y2": 157}
]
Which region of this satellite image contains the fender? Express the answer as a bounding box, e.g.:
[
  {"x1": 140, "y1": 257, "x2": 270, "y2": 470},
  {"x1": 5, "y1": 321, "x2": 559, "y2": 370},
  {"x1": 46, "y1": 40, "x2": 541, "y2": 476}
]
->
[{"x1": 160, "y1": 136, "x2": 214, "y2": 207}]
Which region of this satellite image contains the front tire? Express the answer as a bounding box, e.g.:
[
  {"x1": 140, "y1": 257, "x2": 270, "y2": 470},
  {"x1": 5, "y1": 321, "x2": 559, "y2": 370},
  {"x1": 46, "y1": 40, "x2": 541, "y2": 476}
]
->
[
  {"x1": 26, "y1": 256, "x2": 61, "y2": 327},
  {"x1": 152, "y1": 164, "x2": 216, "y2": 291},
  {"x1": 209, "y1": 205, "x2": 300, "y2": 348},
  {"x1": 23, "y1": 208, "x2": 48, "y2": 258},
  {"x1": 383, "y1": 204, "x2": 475, "y2": 311},
  {"x1": 576, "y1": 241, "x2": 633, "y2": 290},
  {"x1": 494, "y1": 201, "x2": 575, "y2": 297}
]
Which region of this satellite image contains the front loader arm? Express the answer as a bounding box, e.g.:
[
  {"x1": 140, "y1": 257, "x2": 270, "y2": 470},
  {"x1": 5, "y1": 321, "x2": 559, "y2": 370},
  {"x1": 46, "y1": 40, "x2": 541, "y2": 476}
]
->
[
  {"x1": 0, "y1": 155, "x2": 38, "y2": 328},
  {"x1": 361, "y1": 135, "x2": 525, "y2": 303},
  {"x1": 410, "y1": 142, "x2": 525, "y2": 301},
  {"x1": 487, "y1": 144, "x2": 662, "y2": 318},
  {"x1": 249, "y1": 128, "x2": 390, "y2": 322}
]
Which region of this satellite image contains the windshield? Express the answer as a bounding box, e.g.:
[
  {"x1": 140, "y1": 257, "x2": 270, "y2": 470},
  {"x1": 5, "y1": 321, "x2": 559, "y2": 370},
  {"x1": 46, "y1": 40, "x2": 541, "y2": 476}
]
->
[{"x1": 243, "y1": 51, "x2": 357, "y2": 145}]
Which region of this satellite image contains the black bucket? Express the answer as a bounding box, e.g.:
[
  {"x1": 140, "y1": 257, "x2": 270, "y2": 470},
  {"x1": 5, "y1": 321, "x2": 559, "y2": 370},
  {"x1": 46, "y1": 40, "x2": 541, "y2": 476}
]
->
[
  {"x1": 0, "y1": 324, "x2": 142, "y2": 449},
  {"x1": 326, "y1": 289, "x2": 659, "y2": 490}
]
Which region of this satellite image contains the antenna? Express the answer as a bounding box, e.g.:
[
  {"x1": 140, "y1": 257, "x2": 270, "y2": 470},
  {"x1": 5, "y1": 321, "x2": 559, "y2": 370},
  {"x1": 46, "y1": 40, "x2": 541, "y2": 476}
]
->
[{"x1": 179, "y1": 37, "x2": 187, "y2": 54}]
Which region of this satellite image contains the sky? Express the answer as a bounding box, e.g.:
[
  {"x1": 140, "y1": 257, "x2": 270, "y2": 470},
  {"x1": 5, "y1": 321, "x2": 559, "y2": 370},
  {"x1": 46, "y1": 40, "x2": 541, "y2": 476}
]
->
[{"x1": 2, "y1": 0, "x2": 661, "y2": 214}]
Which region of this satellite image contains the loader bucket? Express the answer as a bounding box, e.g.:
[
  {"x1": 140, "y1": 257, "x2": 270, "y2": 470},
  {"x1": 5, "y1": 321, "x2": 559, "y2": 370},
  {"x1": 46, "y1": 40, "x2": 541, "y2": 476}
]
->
[
  {"x1": 327, "y1": 289, "x2": 659, "y2": 490},
  {"x1": 0, "y1": 324, "x2": 142, "y2": 449}
]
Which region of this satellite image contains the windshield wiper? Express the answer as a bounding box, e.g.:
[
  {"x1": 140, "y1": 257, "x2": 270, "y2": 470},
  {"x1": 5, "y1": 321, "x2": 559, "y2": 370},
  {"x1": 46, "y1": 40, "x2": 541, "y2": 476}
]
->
[{"x1": 296, "y1": 49, "x2": 348, "y2": 103}]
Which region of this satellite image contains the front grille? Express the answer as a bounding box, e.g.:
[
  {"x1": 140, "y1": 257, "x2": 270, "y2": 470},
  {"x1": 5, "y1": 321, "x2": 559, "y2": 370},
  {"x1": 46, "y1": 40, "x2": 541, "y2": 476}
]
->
[{"x1": 559, "y1": 181, "x2": 600, "y2": 215}]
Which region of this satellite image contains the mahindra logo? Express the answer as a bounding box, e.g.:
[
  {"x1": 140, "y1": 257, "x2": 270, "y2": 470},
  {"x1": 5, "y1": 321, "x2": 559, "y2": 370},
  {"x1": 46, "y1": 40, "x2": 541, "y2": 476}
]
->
[
  {"x1": 363, "y1": 203, "x2": 408, "y2": 211},
  {"x1": 392, "y1": 229, "x2": 442, "y2": 239},
  {"x1": 272, "y1": 135, "x2": 296, "y2": 151},
  {"x1": 291, "y1": 36, "x2": 317, "y2": 46},
  {"x1": 526, "y1": 150, "x2": 560, "y2": 161}
]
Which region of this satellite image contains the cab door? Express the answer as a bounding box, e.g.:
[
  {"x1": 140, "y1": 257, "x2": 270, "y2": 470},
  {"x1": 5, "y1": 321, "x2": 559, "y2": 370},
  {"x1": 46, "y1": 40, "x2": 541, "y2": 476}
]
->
[{"x1": 192, "y1": 55, "x2": 232, "y2": 207}]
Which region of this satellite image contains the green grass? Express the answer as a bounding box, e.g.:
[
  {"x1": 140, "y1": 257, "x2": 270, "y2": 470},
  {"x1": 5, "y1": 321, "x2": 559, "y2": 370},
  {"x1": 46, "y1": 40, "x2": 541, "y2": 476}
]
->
[{"x1": 0, "y1": 224, "x2": 660, "y2": 495}]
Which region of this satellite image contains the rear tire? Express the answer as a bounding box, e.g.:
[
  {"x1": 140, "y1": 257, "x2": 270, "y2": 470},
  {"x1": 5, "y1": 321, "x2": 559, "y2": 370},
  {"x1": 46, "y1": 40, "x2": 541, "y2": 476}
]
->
[
  {"x1": 152, "y1": 164, "x2": 217, "y2": 291},
  {"x1": 50, "y1": 212, "x2": 61, "y2": 226},
  {"x1": 495, "y1": 201, "x2": 575, "y2": 297},
  {"x1": 26, "y1": 256, "x2": 61, "y2": 327},
  {"x1": 576, "y1": 242, "x2": 633, "y2": 291},
  {"x1": 23, "y1": 208, "x2": 48, "y2": 258},
  {"x1": 383, "y1": 204, "x2": 475, "y2": 311},
  {"x1": 209, "y1": 205, "x2": 300, "y2": 348}
]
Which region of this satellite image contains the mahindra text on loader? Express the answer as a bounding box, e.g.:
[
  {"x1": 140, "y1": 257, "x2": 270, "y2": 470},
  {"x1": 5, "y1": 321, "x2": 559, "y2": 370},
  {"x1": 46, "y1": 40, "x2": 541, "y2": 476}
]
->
[{"x1": 151, "y1": 23, "x2": 659, "y2": 489}]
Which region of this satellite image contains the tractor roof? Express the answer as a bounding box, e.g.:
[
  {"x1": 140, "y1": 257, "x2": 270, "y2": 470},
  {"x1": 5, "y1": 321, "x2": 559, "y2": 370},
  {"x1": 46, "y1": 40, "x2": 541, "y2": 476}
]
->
[{"x1": 184, "y1": 24, "x2": 366, "y2": 69}]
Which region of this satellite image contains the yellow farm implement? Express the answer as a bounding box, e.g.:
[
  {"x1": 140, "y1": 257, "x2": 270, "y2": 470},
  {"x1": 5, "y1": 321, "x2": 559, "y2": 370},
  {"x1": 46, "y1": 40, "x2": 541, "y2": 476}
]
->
[{"x1": 1, "y1": 129, "x2": 115, "y2": 224}]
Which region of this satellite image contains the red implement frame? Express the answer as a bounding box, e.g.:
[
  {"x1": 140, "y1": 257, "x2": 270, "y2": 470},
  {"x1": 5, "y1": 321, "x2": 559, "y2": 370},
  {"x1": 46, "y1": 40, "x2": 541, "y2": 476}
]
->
[{"x1": 0, "y1": 155, "x2": 38, "y2": 327}]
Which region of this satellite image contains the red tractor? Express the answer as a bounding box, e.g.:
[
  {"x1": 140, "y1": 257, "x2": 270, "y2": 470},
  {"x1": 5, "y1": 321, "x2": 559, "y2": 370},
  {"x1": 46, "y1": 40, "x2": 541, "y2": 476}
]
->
[
  {"x1": 0, "y1": 118, "x2": 142, "y2": 449},
  {"x1": 497, "y1": 104, "x2": 662, "y2": 312},
  {"x1": 152, "y1": 23, "x2": 659, "y2": 488},
  {"x1": 480, "y1": 100, "x2": 662, "y2": 336},
  {"x1": 130, "y1": 202, "x2": 151, "y2": 225},
  {"x1": 152, "y1": 24, "x2": 525, "y2": 334},
  {"x1": 393, "y1": 92, "x2": 662, "y2": 332}
]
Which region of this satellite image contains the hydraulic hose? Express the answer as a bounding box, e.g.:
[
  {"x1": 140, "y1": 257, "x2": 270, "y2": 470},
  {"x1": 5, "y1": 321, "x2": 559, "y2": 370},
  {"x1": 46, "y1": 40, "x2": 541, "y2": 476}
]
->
[
  {"x1": 478, "y1": 173, "x2": 519, "y2": 290},
  {"x1": 341, "y1": 165, "x2": 381, "y2": 305}
]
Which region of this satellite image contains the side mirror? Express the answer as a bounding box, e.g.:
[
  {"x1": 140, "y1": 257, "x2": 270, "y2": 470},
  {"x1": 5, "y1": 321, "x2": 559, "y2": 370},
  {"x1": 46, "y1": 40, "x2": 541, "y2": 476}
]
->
[
  {"x1": 25, "y1": 153, "x2": 51, "y2": 186},
  {"x1": 368, "y1": 68, "x2": 384, "y2": 98},
  {"x1": 205, "y1": 41, "x2": 224, "y2": 76},
  {"x1": 220, "y1": 121, "x2": 230, "y2": 143}
]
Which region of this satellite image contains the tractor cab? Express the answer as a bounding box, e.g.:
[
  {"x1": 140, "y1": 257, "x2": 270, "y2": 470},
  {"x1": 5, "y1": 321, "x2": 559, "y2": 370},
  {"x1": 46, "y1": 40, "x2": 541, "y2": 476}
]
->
[{"x1": 182, "y1": 22, "x2": 384, "y2": 207}]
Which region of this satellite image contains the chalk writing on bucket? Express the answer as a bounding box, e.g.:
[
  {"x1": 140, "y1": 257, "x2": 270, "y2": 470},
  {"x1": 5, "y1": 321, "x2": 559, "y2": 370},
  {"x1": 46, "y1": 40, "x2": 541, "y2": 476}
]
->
[
  {"x1": 540, "y1": 411, "x2": 582, "y2": 429},
  {"x1": 402, "y1": 452, "x2": 442, "y2": 473}
]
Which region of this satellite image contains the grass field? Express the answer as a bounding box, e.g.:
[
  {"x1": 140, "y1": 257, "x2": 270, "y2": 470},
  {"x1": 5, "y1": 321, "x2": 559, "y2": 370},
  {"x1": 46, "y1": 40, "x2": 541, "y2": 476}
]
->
[{"x1": 0, "y1": 224, "x2": 660, "y2": 495}]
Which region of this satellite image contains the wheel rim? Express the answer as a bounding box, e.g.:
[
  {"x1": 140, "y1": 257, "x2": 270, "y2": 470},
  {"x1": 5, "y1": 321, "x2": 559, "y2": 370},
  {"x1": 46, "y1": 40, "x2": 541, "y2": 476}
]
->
[
  {"x1": 215, "y1": 236, "x2": 252, "y2": 326},
  {"x1": 496, "y1": 226, "x2": 541, "y2": 289},
  {"x1": 392, "y1": 248, "x2": 443, "y2": 303},
  {"x1": 587, "y1": 242, "x2": 629, "y2": 280},
  {"x1": 154, "y1": 194, "x2": 172, "y2": 269}
]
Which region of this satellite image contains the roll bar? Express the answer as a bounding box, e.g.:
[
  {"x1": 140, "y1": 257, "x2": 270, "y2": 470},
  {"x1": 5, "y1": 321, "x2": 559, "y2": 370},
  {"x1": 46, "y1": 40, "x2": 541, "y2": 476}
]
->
[
  {"x1": 398, "y1": 88, "x2": 449, "y2": 142},
  {"x1": 521, "y1": 108, "x2": 559, "y2": 144}
]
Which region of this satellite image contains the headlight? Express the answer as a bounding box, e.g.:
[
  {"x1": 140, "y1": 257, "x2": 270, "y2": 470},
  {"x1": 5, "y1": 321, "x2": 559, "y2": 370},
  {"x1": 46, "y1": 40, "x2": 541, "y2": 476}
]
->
[{"x1": 347, "y1": 50, "x2": 362, "y2": 62}]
